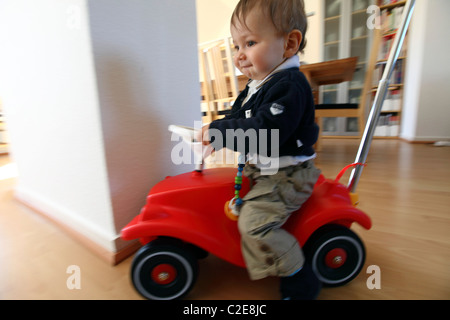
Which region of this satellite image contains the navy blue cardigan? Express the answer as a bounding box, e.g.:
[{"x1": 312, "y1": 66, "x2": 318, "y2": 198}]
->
[{"x1": 208, "y1": 67, "x2": 318, "y2": 158}]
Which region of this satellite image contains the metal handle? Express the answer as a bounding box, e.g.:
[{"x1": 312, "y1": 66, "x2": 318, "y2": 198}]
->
[{"x1": 348, "y1": 0, "x2": 416, "y2": 192}]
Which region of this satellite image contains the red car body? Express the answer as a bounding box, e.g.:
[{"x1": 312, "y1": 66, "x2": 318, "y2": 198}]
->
[{"x1": 121, "y1": 167, "x2": 372, "y2": 268}]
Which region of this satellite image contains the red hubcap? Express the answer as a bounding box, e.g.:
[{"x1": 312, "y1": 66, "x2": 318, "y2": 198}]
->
[
  {"x1": 151, "y1": 264, "x2": 177, "y2": 285},
  {"x1": 325, "y1": 248, "x2": 347, "y2": 269}
]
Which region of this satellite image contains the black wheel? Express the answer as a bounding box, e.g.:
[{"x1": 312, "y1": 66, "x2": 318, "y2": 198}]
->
[
  {"x1": 131, "y1": 239, "x2": 198, "y2": 300},
  {"x1": 304, "y1": 225, "x2": 366, "y2": 287},
  {"x1": 185, "y1": 243, "x2": 209, "y2": 260}
]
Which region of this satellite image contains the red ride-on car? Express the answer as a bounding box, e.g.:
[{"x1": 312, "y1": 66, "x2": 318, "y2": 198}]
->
[
  {"x1": 121, "y1": 0, "x2": 415, "y2": 299},
  {"x1": 121, "y1": 126, "x2": 372, "y2": 300}
]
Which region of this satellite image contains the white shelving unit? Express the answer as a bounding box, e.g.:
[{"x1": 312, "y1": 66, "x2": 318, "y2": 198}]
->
[{"x1": 321, "y1": 0, "x2": 375, "y2": 136}]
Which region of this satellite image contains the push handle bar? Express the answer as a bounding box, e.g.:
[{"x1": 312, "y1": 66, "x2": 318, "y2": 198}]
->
[{"x1": 348, "y1": 0, "x2": 416, "y2": 192}]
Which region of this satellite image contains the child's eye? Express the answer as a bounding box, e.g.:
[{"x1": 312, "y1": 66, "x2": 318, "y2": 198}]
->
[
  {"x1": 234, "y1": 45, "x2": 240, "y2": 52},
  {"x1": 247, "y1": 41, "x2": 256, "y2": 47}
]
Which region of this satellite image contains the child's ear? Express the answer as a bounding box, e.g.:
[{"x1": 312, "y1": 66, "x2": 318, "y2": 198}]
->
[{"x1": 284, "y1": 30, "x2": 302, "y2": 58}]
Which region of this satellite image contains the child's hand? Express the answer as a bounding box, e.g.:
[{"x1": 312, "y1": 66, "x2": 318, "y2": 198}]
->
[
  {"x1": 202, "y1": 125, "x2": 210, "y2": 145},
  {"x1": 196, "y1": 124, "x2": 211, "y2": 145}
]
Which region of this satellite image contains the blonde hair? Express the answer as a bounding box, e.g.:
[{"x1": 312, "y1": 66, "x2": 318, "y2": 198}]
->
[{"x1": 231, "y1": 0, "x2": 308, "y2": 52}]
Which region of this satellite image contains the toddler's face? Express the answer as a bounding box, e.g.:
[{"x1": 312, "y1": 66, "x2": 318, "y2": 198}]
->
[{"x1": 231, "y1": 8, "x2": 287, "y2": 80}]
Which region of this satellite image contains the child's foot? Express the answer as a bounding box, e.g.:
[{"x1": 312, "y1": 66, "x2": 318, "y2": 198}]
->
[{"x1": 280, "y1": 264, "x2": 321, "y2": 300}]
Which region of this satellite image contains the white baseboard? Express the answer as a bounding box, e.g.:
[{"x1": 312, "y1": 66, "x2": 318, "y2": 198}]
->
[{"x1": 15, "y1": 187, "x2": 140, "y2": 265}]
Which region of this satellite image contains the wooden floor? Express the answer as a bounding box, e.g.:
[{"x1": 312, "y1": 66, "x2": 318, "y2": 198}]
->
[{"x1": 1, "y1": 139, "x2": 449, "y2": 300}]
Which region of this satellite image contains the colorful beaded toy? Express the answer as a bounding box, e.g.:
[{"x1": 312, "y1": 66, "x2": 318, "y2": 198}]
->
[
  {"x1": 225, "y1": 155, "x2": 246, "y2": 221},
  {"x1": 234, "y1": 163, "x2": 245, "y2": 207}
]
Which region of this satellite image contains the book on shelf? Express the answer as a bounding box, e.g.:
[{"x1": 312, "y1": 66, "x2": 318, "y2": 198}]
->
[
  {"x1": 377, "y1": 1, "x2": 407, "y2": 61},
  {"x1": 372, "y1": 59, "x2": 404, "y2": 87},
  {"x1": 378, "y1": 33, "x2": 407, "y2": 61},
  {"x1": 374, "y1": 114, "x2": 400, "y2": 137},
  {"x1": 378, "y1": 0, "x2": 404, "y2": 7},
  {"x1": 381, "y1": 5, "x2": 404, "y2": 33},
  {"x1": 382, "y1": 89, "x2": 402, "y2": 112}
]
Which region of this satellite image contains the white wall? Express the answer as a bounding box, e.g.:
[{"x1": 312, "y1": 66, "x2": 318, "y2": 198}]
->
[
  {"x1": 196, "y1": 0, "x2": 238, "y2": 44},
  {"x1": 303, "y1": 0, "x2": 322, "y2": 64},
  {"x1": 0, "y1": 0, "x2": 200, "y2": 253},
  {"x1": 87, "y1": 0, "x2": 200, "y2": 251},
  {"x1": 401, "y1": 0, "x2": 450, "y2": 142},
  {"x1": 0, "y1": 0, "x2": 116, "y2": 251}
]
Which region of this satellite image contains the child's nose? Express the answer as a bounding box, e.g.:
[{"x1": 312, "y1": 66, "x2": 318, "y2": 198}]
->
[{"x1": 235, "y1": 50, "x2": 245, "y2": 62}]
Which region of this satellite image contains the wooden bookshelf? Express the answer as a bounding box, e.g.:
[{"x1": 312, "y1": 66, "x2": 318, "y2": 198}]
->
[{"x1": 369, "y1": 0, "x2": 409, "y2": 138}]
